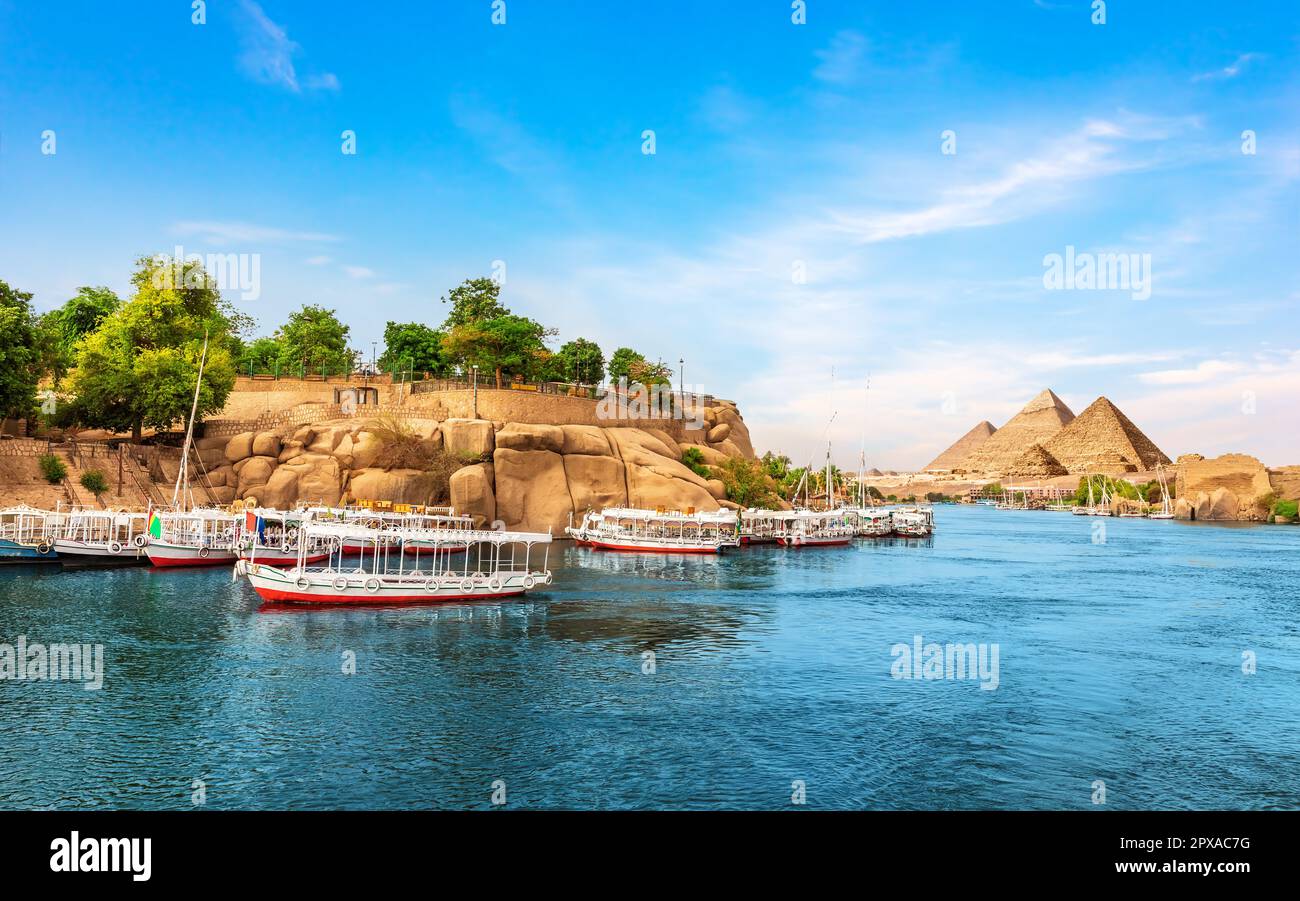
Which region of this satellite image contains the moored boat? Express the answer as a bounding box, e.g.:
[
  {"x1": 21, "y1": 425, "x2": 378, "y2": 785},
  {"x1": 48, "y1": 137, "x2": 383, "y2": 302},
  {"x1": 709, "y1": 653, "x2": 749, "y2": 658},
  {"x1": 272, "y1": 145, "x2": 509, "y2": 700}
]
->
[
  {"x1": 567, "y1": 508, "x2": 739, "y2": 554},
  {"x1": 236, "y1": 519, "x2": 552, "y2": 605},
  {"x1": 774, "y1": 510, "x2": 857, "y2": 547},
  {"x1": 890, "y1": 506, "x2": 934, "y2": 538},
  {"x1": 51, "y1": 508, "x2": 151, "y2": 566},
  {"x1": 0, "y1": 505, "x2": 60, "y2": 564},
  {"x1": 145, "y1": 508, "x2": 241, "y2": 567}
]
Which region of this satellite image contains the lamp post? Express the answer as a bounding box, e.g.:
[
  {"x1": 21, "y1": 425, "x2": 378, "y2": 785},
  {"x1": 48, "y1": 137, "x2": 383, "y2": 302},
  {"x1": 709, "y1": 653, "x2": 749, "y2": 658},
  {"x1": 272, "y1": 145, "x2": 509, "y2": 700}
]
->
[
  {"x1": 679, "y1": 357, "x2": 685, "y2": 414},
  {"x1": 472, "y1": 364, "x2": 479, "y2": 419}
]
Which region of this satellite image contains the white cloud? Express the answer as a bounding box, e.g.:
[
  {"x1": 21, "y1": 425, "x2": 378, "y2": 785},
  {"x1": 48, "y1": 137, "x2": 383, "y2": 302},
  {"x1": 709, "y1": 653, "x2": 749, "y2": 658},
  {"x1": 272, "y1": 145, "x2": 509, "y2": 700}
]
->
[
  {"x1": 1192, "y1": 53, "x2": 1261, "y2": 82},
  {"x1": 305, "y1": 255, "x2": 332, "y2": 265},
  {"x1": 813, "y1": 31, "x2": 869, "y2": 84},
  {"x1": 171, "y1": 220, "x2": 340, "y2": 245},
  {"x1": 1138, "y1": 358, "x2": 1245, "y2": 385},
  {"x1": 235, "y1": 0, "x2": 339, "y2": 93},
  {"x1": 343, "y1": 265, "x2": 375, "y2": 279}
]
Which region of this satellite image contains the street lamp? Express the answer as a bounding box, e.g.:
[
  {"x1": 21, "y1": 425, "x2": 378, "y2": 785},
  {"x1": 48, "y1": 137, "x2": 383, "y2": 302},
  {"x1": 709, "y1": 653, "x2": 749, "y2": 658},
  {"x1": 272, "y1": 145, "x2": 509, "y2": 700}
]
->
[{"x1": 472, "y1": 364, "x2": 479, "y2": 418}]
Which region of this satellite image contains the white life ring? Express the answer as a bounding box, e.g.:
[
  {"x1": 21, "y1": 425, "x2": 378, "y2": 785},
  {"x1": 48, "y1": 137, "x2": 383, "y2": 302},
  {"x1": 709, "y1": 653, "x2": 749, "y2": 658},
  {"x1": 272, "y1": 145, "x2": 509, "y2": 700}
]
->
[
  {"x1": 543, "y1": 571, "x2": 553, "y2": 585},
  {"x1": 424, "y1": 578, "x2": 439, "y2": 593},
  {"x1": 460, "y1": 578, "x2": 475, "y2": 593},
  {"x1": 364, "y1": 578, "x2": 380, "y2": 593},
  {"x1": 133, "y1": 534, "x2": 148, "y2": 548},
  {"x1": 522, "y1": 575, "x2": 536, "y2": 590},
  {"x1": 331, "y1": 576, "x2": 348, "y2": 591},
  {"x1": 199, "y1": 547, "x2": 210, "y2": 558},
  {"x1": 295, "y1": 576, "x2": 311, "y2": 591},
  {"x1": 109, "y1": 541, "x2": 123, "y2": 554},
  {"x1": 36, "y1": 542, "x2": 50, "y2": 555},
  {"x1": 488, "y1": 576, "x2": 503, "y2": 593}
]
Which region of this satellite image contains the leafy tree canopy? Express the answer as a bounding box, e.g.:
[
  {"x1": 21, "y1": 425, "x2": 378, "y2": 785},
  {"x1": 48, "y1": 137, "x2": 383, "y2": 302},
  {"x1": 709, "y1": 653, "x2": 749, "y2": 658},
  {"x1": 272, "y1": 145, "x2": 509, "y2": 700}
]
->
[
  {"x1": 378, "y1": 321, "x2": 449, "y2": 376},
  {"x1": 68, "y1": 256, "x2": 238, "y2": 439},
  {"x1": 0, "y1": 280, "x2": 40, "y2": 421},
  {"x1": 555, "y1": 338, "x2": 605, "y2": 385},
  {"x1": 442, "y1": 314, "x2": 554, "y2": 388},
  {"x1": 273, "y1": 304, "x2": 353, "y2": 375},
  {"x1": 440, "y1": 277, "x2": 508, "y2": 330}
]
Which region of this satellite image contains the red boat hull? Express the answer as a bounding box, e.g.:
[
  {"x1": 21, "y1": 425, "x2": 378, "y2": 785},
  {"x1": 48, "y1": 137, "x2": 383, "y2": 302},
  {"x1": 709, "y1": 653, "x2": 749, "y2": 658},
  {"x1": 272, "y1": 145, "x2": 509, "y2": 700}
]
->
[{"x1": 249, "y1": 584, "x2": 523, "y2": 605}]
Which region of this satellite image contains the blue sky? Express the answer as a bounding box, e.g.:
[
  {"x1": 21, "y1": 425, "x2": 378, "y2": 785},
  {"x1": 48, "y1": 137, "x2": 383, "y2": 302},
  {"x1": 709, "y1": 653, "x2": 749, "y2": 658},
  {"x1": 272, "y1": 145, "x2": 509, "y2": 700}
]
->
[{"x1": 1, "y1": 0, "x2": 1297, "y2": 467}]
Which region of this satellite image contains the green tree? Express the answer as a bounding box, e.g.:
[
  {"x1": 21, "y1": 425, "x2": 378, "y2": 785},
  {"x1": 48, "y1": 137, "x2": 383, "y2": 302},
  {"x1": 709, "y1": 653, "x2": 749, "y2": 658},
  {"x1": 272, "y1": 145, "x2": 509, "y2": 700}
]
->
[
  {"x1": 440, "y1": 277, "x2": 508, "y2": 330},
  {"x1": 607, "y1": 347, "x2": 644, "y2": 383},
  {"x1": 762, "y1": 451, "x2": 792, "y2": 482},
  {"x1": 0, "y1": 280, "x2": 41, "y2": 424},
  {"x1": 274, "y1": 305, "x2": 353, "y2": 375},
  {"x1": 36, "y1": 286, "x2": 121, "y2": 385},
  {"x1": 555, "y1": 338, "x2": 605, "y2": 385},
  {"x1": 713, "y1": 457, "x2": 779, "y2": 509},
  {"x1": 68, "y1": 255, "x2": 239, "y2": 441},
  {"x1": 378, "y1": 321, "x2": 448, "y2": 376},
  {"x1": 681, "y1": 447, "x2": 711, "y2": 478},
  {"x1": 442, "y1": 315, "x2": 553, "y2": 388},
  {"x1": 238, "y1": 336, "x2": 284, "y2": 374}
]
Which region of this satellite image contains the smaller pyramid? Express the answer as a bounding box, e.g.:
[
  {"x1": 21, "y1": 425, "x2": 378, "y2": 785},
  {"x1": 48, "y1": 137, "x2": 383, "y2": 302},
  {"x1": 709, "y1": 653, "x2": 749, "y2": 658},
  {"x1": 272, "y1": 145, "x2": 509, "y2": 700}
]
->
[
  {"x1": 961, "y1": 389, "x2": 1076, "y2": 475},
  {"x1": 924, "y1": 420, "x2": 997, "y2": 471},
  {"x1": 865, "y1": 467, "x2": 883, "y2": 477},
  {"x1": 1006, "y1": 443, "x2": 1069, "y2": 477},
  {"x1": 1044, "y1": 396, "x2": 1170, "y2": 474}
]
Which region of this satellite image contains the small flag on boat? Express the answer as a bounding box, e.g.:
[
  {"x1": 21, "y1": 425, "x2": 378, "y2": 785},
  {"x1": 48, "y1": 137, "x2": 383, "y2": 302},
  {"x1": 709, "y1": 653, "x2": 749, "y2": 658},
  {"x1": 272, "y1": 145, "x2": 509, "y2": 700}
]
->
[{"x1": 148, "y1": 510, "x2": 162, "y2": 539}]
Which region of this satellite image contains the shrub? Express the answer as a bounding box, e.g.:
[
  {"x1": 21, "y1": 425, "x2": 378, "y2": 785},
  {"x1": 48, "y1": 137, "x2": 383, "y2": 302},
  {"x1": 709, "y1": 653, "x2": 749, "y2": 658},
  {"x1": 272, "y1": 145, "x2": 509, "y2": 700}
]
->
[
  {"x1": 80, "y1": 470, "x2": 109, "y2": 495},
  {"x1": 681, "y1": 447, "x2": 711, "y2": 479},
  {"x1": 1272, "y1": 499, "x2": 1298, "y2": 519},
  {"x1": 712, "y1": 457, "x2": 779, "y2": 509},
  {"x1": 38, "y1": 453, "x2": 67, "y2": 484}
]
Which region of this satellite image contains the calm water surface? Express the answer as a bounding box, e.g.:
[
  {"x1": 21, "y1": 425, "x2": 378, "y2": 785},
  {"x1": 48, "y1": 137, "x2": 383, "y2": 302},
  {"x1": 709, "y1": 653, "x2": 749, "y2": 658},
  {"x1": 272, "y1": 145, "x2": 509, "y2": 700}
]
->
[{"x1": 1, "y1": 507, "x2": 1297, "y2": 810}]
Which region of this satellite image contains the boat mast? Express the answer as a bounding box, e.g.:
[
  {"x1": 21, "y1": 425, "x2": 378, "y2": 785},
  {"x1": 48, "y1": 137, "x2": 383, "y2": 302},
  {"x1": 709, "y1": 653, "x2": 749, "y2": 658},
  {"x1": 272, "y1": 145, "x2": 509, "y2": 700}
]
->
[{"x1": 172, "y1": 332, "x2": 209, "y2": 511}]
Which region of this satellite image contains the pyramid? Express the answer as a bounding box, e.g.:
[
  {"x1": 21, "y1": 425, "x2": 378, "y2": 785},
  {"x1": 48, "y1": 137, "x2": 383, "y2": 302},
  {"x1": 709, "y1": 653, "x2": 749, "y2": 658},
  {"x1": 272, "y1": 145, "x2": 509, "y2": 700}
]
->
[
  {"x1": 1043, "y1": 396, "x2": 1170, "y2": 474},
  {"x1": 1005, "y1": 443, "x2": 1069, "y2": 478},
  {"x1": 960, "y1": 389, "x2": 1076, "y2": 475},
  {"x1": 924, "y1": 420, "x2": 997, "y2": 471}
]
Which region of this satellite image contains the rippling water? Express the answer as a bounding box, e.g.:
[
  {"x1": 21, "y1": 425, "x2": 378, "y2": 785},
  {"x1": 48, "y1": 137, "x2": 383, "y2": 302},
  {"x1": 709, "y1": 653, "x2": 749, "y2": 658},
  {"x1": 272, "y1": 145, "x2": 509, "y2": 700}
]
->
[{"x1": 1, "y1": 507, "x2": 1297, "y2": 810}]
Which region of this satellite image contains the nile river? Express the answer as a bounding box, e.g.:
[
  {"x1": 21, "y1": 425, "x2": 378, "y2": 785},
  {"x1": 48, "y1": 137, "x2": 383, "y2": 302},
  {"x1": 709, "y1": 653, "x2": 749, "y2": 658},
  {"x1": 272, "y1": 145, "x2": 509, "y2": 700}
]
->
[{"x1": 1, "y1": 506, "x2": 1296, "y2": 809}]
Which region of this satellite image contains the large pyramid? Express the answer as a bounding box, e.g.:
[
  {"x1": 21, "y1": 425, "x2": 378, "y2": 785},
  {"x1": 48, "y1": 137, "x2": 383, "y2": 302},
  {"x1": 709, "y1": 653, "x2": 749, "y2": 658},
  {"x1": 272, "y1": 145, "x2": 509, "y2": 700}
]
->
[
  {"x1": 960, "y1": 389, "x2": 1076, "y2": 475},
  {"x1": 923, "y1": 420, "x2": 997, "y2": 471},
  {"x1": 1043, "y1": 396, "x2": 1170, "y2": 474}
]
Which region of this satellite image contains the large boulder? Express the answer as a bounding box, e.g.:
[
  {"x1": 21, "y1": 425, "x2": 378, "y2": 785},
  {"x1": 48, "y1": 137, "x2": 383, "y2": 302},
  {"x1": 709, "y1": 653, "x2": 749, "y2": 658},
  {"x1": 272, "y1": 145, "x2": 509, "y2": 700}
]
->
[
  {"x1": 257, "y1": 466, "x2": 300, "y2": 510},
  {"x1": 278, "y1": 442, "x2": 305, "y2": 464},
  {"x1": 251, "y1": 431, "x2": 281, "y2": 458},
  {"x1": 291, "y1": 455, "x2": 343, "y2": 507},
  {"x1": 705, "y1": 478, "x2": 728, "y2": 500},
  {"x1": 564, "y1": 454, "x2": 627, "y2": 514},
  {"x1": 307, "y1": 426, "x2": 348, "y2": 455},
  {"x1": 442, "y1": 419, "x2": 495, "y2": 460},
  {"x1": 710, "y1": 405, "x2": 755, "y2": 458},
  {"x1": 561, "y1": 425, "x2": 612, "y2": 456},
  {"x1": 496, "y1": 423, "x2": 564, "y2": 453},
  {"x1": 224, "y1": 431, "x2": 255, "y2": 463},
  {"x1": 607, "y1": 429, "x2": 720, "y2": 513},
  {"x1": 206, "y1": 465, "x2": 234, "y2": 489},
  {"x1": 236, "y1": 456, "x2": 277, "y2": 497},
  {"x1": 493, "y1": 448, "x2": 573, "y2": 533},
  {"x1": 349, "y1": 430, "x2": 385, "y2": 470},
  {"x1": 706, "y1": 422, "x2": 732, "y2": 444},
  {"x1": 208, "y1": 486, "x2": 237, "y2": 505},
  {"x1": 450, "y1": 463, "x2": 496, "y2": 528},
  {"x1": 196, "y1": 445, "x2": 227, "y2": 468},
  {"x1": 1204, "y1": 487, "x2": 1239, "y2": 521},
  {"x1": 1174, "y1": 497, "x2": 1195, "y2": 520},
  {"x1": 348, "y1": 468, "x2": 440, "y2": 506},
  {"x1": 195, "y1": 434, "x2": 228, "y2": 451},
  {"x1": 712, "y1": 438, "x2": 747, "y2": 459}
]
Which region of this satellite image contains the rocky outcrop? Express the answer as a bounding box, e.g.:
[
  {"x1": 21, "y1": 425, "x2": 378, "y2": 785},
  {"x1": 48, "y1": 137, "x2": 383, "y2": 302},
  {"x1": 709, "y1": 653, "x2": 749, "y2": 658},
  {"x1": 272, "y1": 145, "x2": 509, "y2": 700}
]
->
[
  {"x1": 191, "y1": 403, "x2": 755, "y2": 534},
  {"x1": 1174, "y1": 454, "x2": 1282, "y2": 522}
]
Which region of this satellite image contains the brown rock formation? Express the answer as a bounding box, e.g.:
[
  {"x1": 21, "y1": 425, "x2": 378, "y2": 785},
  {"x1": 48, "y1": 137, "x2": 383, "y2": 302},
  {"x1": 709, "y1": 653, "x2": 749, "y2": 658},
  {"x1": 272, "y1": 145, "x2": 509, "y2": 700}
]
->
[
  {"x1": 493, "y1": 448, "x2": 572, "y2": 533},
  {"x1": 1006, "y1": 443, "x2": 1069, "y2": 478},
  {"x1": 924, "y1": 420, "x2": 996, "y2": 471},
  {"x1": 449, "y1": 463, "x2": 496, "y2": 527},
  {"x1": 442, "y1": 418, "x2": 495, "y2": 459}
]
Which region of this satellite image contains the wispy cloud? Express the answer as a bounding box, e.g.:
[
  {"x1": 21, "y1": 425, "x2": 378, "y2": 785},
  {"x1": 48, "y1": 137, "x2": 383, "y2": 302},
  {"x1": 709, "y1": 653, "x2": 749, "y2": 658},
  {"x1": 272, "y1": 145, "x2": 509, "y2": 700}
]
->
[
  {"x1": 1138, "y1": 358, "x2": 1244, "y2": 385},
  {"x1": 172, "y1": 221, "x2": 340, "y2": 244},
  {"x1": 305, "y1": 255, "x2": 332, "y2": 266},
  {"x1": 813, "y1": 31, "x2": 869, "y2": 84},
  {"x1": 235, "y1": 0, "x2": 339, "y2": 93},
  {"x1": 1192, "y1": 53, "x2": 1261, "y2": 82},
  {"x1": 343, "y1": 265, "x2": 375, "y2": 279}
]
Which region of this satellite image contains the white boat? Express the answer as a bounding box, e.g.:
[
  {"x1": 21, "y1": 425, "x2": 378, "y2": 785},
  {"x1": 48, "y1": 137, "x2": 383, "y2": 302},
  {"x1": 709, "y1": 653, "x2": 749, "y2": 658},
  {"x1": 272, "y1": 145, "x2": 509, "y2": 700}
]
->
[
  {"x1": 0, "y1": 505, "x2": 61, "y2": 564},
  {"x1": 238, "y1": 508, "x2": 332, "y2": 566},
  {"x1": 891, "y1": 506, "x2": 934, "y2": 538},
  {"x1": 145, "y1": 508, "x2": 241, "y2": 567},
  {"x1": 774, "y1": 509, "x2": 856, "y2": 547},
  {"x1": 52, "y1": 508, "x2": 151, "y2": 565},
  {"x1": 1148, "y1": 463, "x2": 1176, "y2": 519},
  {"x1": 566, "y1": 508, "x2": 739, "y2": 554},
  {"x1": 235, "y1": 518, "x2": 552, "y2": 605},
  {"x1": 851, "y1": 508, "x2": 894, "y2": 537}
]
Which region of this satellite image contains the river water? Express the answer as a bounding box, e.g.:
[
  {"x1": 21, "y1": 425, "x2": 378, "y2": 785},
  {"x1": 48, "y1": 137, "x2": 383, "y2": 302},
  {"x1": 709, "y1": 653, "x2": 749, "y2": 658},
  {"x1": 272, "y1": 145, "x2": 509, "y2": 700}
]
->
[{"x1": 1, "y1": 506, "x2": 1296, "y2": 809}]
